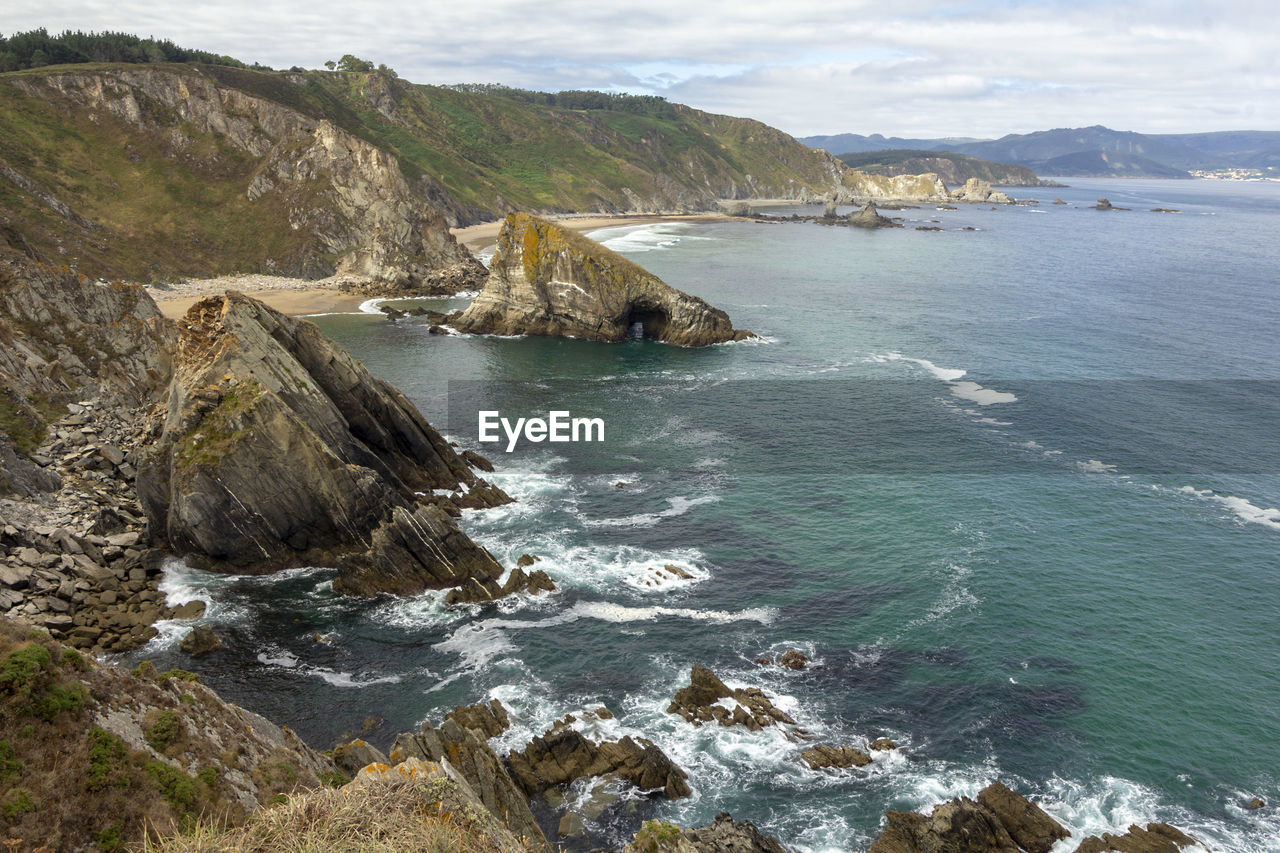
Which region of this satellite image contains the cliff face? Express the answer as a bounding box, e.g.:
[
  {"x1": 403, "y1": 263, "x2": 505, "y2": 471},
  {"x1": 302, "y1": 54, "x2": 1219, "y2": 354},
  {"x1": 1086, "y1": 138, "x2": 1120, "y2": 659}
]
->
[
  {"x1": 136, "y1": 291, "x2": 512, "y2": 594},
  {"x1": 1, "y1": 66, "x2": 482, "y2": 289},
  {"x1": 455, "y1": 213, "x2": 754, "y2": 346},
  {"x1": 837, "y1": 170, "x2": 951, "y2": 202}
]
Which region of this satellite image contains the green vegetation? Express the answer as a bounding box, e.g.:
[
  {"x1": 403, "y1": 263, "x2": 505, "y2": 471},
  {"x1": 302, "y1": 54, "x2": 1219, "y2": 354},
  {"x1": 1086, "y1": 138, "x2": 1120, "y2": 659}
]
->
[
  {"x1": 159, "y1": 668, "x2": 202, "y2": 684},
  {"x1": 0, "y1": 738, "x2": 22, "y2": 782},
  {"x1": 630, "y1": 819, "x2": 684, "y2": 852},
  {"x1": 87, "y1": 727, "x2": 131, "y2": 790},
  {"x1": 1, "y1": 787, "x2": 34, "y2": 821},
  {"x1": 836, "y1": 148, "x2": 1044, "y2": 186},
  {"x1": 173, "y1": 381, "x2": 264, "y2": 473},
  {"x1": 95, "y1": 819, "x2": 126, "y2": 853},
  {"x1": 0, "y1": 28, "x2": 261, "y2": 72},
  {"x1": 145, "y1": 708, "x2": 184, "y2": 752}
]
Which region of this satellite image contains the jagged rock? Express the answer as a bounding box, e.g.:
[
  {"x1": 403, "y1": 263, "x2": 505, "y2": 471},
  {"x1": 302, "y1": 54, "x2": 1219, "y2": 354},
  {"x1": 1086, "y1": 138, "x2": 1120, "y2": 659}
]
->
[
  {"x1": 869, "y1": 797, "x2": 1021, "y2": 853},
  {"x1": 869, "y1": 737, "x2": 897, "y2": 751},
  {"x1": 332, "y1": 738, "x2": 389, "y2": 776},
  {"x1": 516, "y1": 553, "x2": 540, "y2": 567},
  {"x1": 728, "y1": 201, "x2": 755, "y2": 217},
  {"x1": 778, "y1": 650, "x2": 808, "y2": 670},
  {"x1": 506, "y1": 724, "x2": 691, "y2": 800},
  {"x1": 625, "y1": 811, "x2": 789, "y2": 853},
  {"x1": 559, "y1": 811, "x2": 586, "y2": 838},
  {"x1": 454, "y1": 213, "x2": 755, "y2": 346},
  {"x1": 136, "y1": 292, "x2": 512, "y2": 597},
  {"x1": 445, "y1": 698, "x2": 511, "y2": 738},
  {"x1": 462, "y1": 449, "x2": 495, "y2": 472},
  {"x1": 822, "y1": 198, "x2": 840, "y2": 219},
  {"x1": 178, "y1": 624, "x2": 224, "y2": 655},
  {"x1": 1246, "y1": 796, "x2": 1265, "y2": 809},
  {"x1": 848, "y1": 202, "x2": 902, "y2": 228},
  {"x1": 867, "y1": 783, "x2": 1077, "y2": 853},
  {"x1": 801, "y1": 744, "x2": 872, "y2": 770},
  {"x1": 1071, "y1": 823, "x2": 1200, "y2": 853},
  {"x1": 977, "y1": 781, "x2": 1070, "y2": 853},
  {"x1": 169, "y1": 600, "x2": 207, "y2": 620},
  {"x1": 387, "y1": 717, "x2": 547, "y2": 847},
  {"x1": 443, "y1": 566, "x2": 556, "y2": 606},
  {"x1": 667, "y1": 665, "x2": 795, "y2": 730},
  {"x1": 1094, "y1": 198, "x2": 1114, "y2": 210}
]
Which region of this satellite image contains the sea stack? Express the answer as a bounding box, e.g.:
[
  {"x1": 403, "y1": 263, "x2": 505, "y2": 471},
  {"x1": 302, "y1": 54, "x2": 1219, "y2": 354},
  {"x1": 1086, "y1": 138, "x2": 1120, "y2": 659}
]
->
[{"x1": 454, "y1": 212, "x2": 755, "y2": 346}]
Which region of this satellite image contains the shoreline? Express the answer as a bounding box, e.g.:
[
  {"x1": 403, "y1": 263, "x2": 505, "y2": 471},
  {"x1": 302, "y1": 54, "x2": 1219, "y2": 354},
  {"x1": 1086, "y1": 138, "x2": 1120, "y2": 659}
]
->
[{"x1": 147, "y1": 207, "x2": 797, "y2": 318}]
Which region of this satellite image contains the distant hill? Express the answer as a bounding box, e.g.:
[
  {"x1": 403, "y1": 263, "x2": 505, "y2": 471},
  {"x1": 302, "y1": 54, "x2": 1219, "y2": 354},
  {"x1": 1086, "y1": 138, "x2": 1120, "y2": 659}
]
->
[
  {"x1": 836, "y1": 149, "x2": 1055, "y2": 187},
  {"x1": 802, "y1": 125, "x2": 1280, "y2": 178}
]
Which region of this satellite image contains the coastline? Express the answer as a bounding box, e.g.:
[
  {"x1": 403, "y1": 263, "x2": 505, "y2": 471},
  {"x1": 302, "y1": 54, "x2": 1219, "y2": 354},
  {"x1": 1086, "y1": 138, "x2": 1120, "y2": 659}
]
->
[{"x1": 147, "y1": 207, "x2": 794, "y2": 318}]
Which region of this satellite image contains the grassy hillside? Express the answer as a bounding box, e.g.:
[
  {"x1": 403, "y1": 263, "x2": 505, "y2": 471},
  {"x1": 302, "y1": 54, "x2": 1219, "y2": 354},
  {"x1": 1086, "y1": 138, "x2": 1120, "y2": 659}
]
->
[
  {"x1": 837, "y1": 149, "x2": 1049, "y2": 186},
  {"x1": 0, "y1": 62, "x2": 847, "y2": 283},
  {"x1": 202, "y1": 68, "x2": 843, "y2": 219}
]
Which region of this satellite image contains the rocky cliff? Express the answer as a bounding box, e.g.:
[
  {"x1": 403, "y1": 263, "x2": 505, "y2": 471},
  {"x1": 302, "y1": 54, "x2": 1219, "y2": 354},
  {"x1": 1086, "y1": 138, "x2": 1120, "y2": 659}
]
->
[
  {"x1": 1, "y1": 65, "x2": 482, "y2": 290},
  {"x1": 135, "y1": 290, "x2": 513, "y2": 595},
  {"x1": 454, "y1": 213, "x2": 754, "y2": 346},
  {"x1": 837, "y1": 170, "x2": 951, "y2": 203}
]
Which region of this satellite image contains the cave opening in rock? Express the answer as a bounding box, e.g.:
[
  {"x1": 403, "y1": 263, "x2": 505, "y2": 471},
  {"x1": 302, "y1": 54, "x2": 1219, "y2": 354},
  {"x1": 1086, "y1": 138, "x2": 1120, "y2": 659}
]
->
[{"x1": 625, "y1": 305, "x2": 670, "y2": 340}]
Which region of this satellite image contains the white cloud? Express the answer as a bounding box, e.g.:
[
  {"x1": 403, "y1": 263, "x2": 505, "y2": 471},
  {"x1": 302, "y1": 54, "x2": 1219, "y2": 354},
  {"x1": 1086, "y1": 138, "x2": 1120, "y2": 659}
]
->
[{"x1": 4, "y1": 0, "x2": 1277, "y2": 136}]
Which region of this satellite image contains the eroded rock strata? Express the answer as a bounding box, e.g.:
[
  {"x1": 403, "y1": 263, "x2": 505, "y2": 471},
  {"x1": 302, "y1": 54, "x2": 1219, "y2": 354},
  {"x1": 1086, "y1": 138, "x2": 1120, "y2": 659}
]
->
[
  {"x1": 135, "y1": 290, "x2": 513, "y2": 596},
  {"x1": 454, "y1": 213, "x2": 755, "y2": 346}
]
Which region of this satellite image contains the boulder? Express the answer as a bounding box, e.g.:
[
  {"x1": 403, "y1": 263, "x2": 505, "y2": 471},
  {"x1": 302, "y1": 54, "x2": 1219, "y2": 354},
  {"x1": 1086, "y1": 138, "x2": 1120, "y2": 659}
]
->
[
  {"x1": 625, "y1": 812, "x2": 789, "y2": 853},
  {"x1": 667, "y1": 665, "x2": 796, "y2": 730},
  {"x1": 453, "y1": 213, "x2": 755, "y2": 346},
  {"x1": 801, "y1": 744, "x2": 872, "y2": 770},
  {"x1": 1246, "y1": 796, "x2": 1265, "y2": 809},
  {"x1": 778, "y1": 650, "x2": 809, "y2": 670},
  {"x1": 1094, "y1": 198, "x2": 1114, "y2": 210},
  {"x1": 178, "y1": 624, "x2": 224, "y2": 655},
  {"x1": 869, "y1": 737, "x2": 897, "y2": 751},
  {"x1": 137, "y1": 292, "x2": 512, "y2": 598},
  {"x1": 516, "y1": 553, "x2": 539, "y2": 568},
  {"x1": 951, "y1": 178, "x2": 1015, "y2": 204}
]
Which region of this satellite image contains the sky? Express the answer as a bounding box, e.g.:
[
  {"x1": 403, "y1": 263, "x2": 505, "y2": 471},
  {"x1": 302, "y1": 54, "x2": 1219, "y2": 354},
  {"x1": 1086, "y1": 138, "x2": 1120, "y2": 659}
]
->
[{"x1": 5, "y1": 0, "x2": 1277, "y2": 138}]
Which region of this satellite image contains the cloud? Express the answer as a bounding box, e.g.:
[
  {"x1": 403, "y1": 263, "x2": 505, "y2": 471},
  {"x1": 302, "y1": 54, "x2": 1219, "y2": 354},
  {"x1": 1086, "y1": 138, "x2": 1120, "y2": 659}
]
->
[{"x1": 4, "y1": 0, "x2": 1276, "y2": 136}]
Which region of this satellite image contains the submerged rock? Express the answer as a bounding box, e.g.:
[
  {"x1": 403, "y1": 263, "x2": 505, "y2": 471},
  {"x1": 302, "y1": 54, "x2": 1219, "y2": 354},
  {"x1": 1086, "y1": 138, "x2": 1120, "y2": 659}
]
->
[
  {"x1": 453, "y1": 213, "x2": 755, "y2": 346},
  {"x1": 800, "y1": 744, "x2": 872, "y2": 770}
]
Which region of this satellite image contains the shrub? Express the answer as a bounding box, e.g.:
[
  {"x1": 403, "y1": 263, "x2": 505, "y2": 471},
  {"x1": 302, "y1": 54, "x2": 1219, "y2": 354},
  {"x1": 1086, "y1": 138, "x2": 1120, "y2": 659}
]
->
[{"x1": 144, "y1": 709, "x2": 183, "y2": 752}]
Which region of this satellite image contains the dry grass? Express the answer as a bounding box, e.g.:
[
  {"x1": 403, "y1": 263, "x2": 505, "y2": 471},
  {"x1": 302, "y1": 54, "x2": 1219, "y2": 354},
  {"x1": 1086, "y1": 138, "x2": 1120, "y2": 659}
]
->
[{"x1": 145, "y1": 777, "x2": 536, "y2": 853}]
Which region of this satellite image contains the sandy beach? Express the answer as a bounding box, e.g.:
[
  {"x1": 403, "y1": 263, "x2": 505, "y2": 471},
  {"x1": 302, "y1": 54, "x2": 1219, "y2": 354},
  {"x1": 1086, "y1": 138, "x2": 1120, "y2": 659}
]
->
[{"x1": 147, "y1": 205, "x2": 801, "y2": 317}]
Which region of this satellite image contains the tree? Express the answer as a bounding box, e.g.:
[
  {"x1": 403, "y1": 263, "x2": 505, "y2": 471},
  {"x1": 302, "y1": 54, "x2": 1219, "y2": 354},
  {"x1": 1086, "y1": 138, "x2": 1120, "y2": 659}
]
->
[
  {"x1": 336, "y1": 54, "x2": 373, "y2": 72},
  {"x1": 324, "y1": 60, "x2": 336, "y2": 70}
]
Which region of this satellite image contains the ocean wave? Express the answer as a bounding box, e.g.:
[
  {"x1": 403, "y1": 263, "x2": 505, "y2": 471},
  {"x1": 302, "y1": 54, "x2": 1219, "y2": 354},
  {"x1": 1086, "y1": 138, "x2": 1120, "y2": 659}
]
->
[
  {"x1": 254, "y1": 645, "x2": 406, "y2": 688},
  {"x1": 581, "y1": 494, "x2": 720, "y2": 529},
  {"x1": 1178, "y1": 486, "x2": 1280, "y2": 531},
  {"x1": 868, "y1": 351, "x2": 1017, "y2": 405}
]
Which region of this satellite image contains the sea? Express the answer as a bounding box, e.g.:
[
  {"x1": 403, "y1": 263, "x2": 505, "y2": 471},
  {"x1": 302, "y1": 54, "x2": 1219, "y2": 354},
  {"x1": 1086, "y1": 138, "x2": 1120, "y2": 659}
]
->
[{"x1": 128, "y1": 178, "x2": 1280, "y2": 852}]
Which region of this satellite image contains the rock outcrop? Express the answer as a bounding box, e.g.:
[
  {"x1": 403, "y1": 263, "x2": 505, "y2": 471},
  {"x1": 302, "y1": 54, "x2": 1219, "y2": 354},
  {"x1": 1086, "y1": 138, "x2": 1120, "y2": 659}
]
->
[
  {"x1": 626, "y1": 812, "x2": 790, "y2": 853},
  {"x1": 384, "y1": 716, "x2": 548, "y2": 847},
  {"x1": 136, "y1": 291, "x2": 513, "y2": 596},
  {"x1": 667, "y1": 665, "x2": 796, "y2": 730},
  {"x1": 505, "y1": 713, "x2": 691, "y2": 800},
  {"x1": 864, "y1": 782, "x2": 1202, "y2": 853},
  {"x1": 951, "y1": 178, "x2": 1015, "y2": 204},
  {"x1": 801, "y1": 744, "x2": 873, "y2": 770},
  {"x1": 848, "y1": 202, "x2": 903, "y2": 228},
  {"x1": 444, "y1": 565, "x2": 556, "y2": 605},
  {"x1": 839, "y1": 171, "x2": 951, "y2": 203},
  {"x1": 454, "y1": 213, "x2": 755, "y2": 346}
]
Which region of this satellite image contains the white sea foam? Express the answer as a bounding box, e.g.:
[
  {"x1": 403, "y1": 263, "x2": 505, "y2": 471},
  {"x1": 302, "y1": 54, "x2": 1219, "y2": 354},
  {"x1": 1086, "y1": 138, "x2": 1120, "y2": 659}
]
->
[
  {"x1": 1076, "y1": 459, "x2": 1119, "y2": 474},
  {"x1": 587, "y1": 223, "x2": 706, "y2": 254},
  {"x1": 357, "y1": 297, "x2": 387, "y2": 314},
  {"x1": 254, "y1": 645, "x2": 405, "y2": 688},
  {"x1": 581, "y1": 494, "x2": 720, "y2": 528},
  {"x1": 1178, "y1": 486, "x2": 1280, "y2": 531},
  {"x1": 868, "y1": 351, "x2": 1017, "y2": 405}
]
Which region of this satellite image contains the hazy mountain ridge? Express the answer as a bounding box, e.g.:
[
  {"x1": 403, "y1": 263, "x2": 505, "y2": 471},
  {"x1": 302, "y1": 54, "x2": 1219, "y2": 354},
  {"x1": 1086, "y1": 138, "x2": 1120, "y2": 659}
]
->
[{"x1": 802, "y1": 126, "x2": 1280, "y2": 177}]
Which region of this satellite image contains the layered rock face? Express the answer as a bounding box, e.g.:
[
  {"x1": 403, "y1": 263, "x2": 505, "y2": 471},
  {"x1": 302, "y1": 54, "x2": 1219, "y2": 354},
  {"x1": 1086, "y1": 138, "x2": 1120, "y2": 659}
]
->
[
  {"x1": 6, "y1": 67, "x2": 483, "y2": 290},
  {"x1": 136, "y1": 291, "x2": 512, "y2": 594},
  {"x1": 454, "y1": 213, "x2": 755, "y2": 346},
  {"x1": 951, "y1": 178, "x2": 1016, "y2": 204},
  {"x1": 839, "y1": 170, "x2": 951, "y2": 203}
]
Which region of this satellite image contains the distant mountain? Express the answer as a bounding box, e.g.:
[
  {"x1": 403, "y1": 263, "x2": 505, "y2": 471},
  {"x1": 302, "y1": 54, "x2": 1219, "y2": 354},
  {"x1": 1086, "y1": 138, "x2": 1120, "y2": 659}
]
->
[
  {"x1": 836, "y1": 149, "x2": 1055, "y2": 187},
  {"x1": 801, "y1": 125, "x2": 1280, "y2": 178},
  {"x1": 802, "y1": 133, "x2": 982, "y2": 155}
]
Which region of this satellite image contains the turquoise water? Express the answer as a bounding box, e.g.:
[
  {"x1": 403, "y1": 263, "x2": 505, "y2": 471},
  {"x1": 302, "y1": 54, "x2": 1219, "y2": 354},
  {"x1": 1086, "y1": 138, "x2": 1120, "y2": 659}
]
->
[{"x1": 133, "y1": 179, "x2": 1280, "y2": 851}]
